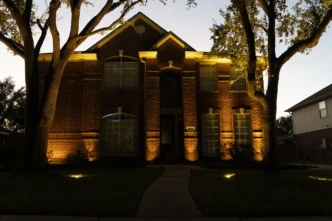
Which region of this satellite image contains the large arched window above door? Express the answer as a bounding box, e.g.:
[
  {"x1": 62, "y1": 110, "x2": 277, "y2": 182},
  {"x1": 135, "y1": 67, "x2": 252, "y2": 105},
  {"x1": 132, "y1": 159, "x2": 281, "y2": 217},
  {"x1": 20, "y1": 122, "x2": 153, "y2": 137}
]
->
[
  {"x1": 103, "y1": 56, "x2": 138, "y2": 89},
  {"x1": 100, "y1": 113, "x2": 138, "y2": 156}
]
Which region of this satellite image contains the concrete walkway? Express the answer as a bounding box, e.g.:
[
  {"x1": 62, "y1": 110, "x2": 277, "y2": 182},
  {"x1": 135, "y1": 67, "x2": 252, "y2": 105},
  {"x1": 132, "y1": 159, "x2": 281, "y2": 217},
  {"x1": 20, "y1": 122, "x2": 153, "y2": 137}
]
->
[{"x1": 136, "y1": 166, "x2": 202, "y2": 218}]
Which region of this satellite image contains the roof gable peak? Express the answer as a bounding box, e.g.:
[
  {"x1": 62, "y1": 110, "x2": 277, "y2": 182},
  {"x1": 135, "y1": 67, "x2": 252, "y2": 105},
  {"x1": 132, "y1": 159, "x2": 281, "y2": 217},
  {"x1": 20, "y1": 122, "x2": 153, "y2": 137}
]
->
[
  {"x1": 151, "y1": 31, "x2": 195, "y2": 51},
  {"x1": 86, "y1": 12, "x2": 167, "y2": 52}
]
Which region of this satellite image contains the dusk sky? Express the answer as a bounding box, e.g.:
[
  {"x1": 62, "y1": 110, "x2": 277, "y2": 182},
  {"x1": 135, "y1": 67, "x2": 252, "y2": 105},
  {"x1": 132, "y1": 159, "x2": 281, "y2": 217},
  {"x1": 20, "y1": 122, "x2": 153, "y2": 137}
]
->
[{"x1": 0, "y1": 0, "x2": 331, "y2": 117}]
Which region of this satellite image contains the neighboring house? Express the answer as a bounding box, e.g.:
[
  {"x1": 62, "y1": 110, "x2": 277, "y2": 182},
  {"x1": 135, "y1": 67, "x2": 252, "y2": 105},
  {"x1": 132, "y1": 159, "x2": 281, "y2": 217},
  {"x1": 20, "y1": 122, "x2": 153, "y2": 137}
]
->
[
  {"x1": 39, "y1": 12, "x2": 265, "y2": 164},
  {"x1": 286, "y1": 83, "x2": 332, "y2": 161},
  {"x1": 0, "y1": 126, "x2": 11, "y2": 146}
]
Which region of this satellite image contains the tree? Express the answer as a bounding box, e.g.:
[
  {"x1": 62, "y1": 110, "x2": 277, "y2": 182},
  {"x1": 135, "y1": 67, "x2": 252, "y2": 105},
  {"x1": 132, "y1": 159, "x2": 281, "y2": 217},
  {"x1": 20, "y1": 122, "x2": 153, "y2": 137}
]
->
[
  {"x1": 0, "y1": 0, "x2": 196, "y2": 168},
  {"x1": 211, "y1": 0, "x2": 332, "y2": 171},
  {"x1": 0, "y1": 77, "x2": 25, "y2": 132},
  {"x1": 276, "y1": 115, "x2": 292, "y2": 135}
]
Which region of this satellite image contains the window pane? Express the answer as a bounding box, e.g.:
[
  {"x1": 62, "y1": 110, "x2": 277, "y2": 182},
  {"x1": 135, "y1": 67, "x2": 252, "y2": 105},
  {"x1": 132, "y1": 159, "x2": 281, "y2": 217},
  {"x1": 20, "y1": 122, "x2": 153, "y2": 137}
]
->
[
  {"x1": 320, "y1": 109, "x2": 327, "y2": 118},
  {"x1": 202, "y1": 114, "x2": 220, "y2": 156},
  {"x1": 234, "y1": 114, "x2": 251, "y2": 146},
  {"x1": 319, "y1": 101, "x2": 326, "y2": 109},
  {"x1": 103, "y1": 57, "x2": 138, "y2": 89},
  {"x1": 200, "y1": 64, "x2": 218, "y2": 91},
  {"x1": 230, "y1": 68, "x2": 247, "y2": 91},
  {"x1": 101, "y1": 113, "x2": 138, "y2": 156}
]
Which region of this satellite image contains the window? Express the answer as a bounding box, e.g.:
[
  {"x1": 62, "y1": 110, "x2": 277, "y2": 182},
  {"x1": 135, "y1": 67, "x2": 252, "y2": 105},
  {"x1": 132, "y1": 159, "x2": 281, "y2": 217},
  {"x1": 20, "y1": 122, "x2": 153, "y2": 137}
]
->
[
  {"x1": 202, "y1": 114, "x2": 220, "y2": 156},
  {"x1": 233, "y1": 114, "x2": 251, "y2": 146},
  {"x1": 100, "y1": 113, "x2": 138, "y2": 156},
  {"x1": 103, "y1": 57, "x2": 138, "y2": 89},
  {"x1": 200, "y1": 64, "x2": 218, "y2": 91},
  {"x1": 319, "y1": 101, "x2": 327, "y2": 118},
  {"x1": 230, "y1": 68, "x2": 247, "y2": 91}
]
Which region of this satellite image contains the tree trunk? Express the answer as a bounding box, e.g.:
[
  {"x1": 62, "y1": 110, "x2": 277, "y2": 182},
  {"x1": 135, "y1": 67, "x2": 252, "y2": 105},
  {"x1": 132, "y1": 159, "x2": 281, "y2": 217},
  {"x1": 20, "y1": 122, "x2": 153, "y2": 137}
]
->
[
  {"x1": 31, "y1": 61, "x2": 68, "y2": 167},
  {"x1": 265, "y1": 66, "x2": 281, "y2": 173},
  {"x1": 23, "y1": 56, "x2": 40, "y2": 168},
  {"x1": 33, "y1": 125, "x2": 50, "y2": 166}
]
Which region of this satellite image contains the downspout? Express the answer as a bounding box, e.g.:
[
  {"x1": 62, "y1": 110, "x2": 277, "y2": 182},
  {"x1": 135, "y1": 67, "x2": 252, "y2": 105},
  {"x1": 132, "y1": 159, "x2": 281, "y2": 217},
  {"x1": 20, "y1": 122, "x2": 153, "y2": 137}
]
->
[{"x1": 140, "y1": 57, "x2": 147, "y2": 162}]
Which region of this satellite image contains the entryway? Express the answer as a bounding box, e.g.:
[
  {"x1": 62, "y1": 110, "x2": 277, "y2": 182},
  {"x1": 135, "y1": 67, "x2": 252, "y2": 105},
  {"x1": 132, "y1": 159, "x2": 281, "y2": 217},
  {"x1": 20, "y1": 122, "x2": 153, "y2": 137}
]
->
[
  {"x1": 160, "y1": 114, "x2": 184, "y2": 163},
  {"x1": 159, "y1": 70, "x2": 184, "y2": 163}
]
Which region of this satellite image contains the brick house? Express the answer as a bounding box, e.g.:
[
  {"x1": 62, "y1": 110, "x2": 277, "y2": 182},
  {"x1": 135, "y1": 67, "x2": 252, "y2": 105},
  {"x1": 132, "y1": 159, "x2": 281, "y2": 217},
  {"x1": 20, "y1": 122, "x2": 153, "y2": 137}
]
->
[
  {"x1": 286, "y1": 83, "x2": 332, "y2": 161},
  {"x1": 39, "y1": 12, "x2": 265, "y2": 164}
]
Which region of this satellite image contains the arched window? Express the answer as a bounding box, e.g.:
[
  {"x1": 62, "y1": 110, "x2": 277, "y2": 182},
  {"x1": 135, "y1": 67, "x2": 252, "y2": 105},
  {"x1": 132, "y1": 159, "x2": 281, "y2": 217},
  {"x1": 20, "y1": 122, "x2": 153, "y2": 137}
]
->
[
  {"x1": 100, "y1": 113, "x2": 138, "y2": 156},
  {"x1": 103, "y1": 56, "x2": 138, "y2": 89}
]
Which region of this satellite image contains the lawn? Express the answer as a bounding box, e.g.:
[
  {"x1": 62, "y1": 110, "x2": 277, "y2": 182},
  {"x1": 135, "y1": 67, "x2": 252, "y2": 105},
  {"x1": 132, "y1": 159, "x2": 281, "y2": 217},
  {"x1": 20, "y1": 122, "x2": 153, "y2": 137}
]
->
[
  {"x1": 189, "y1": 169, "x2": 332, "y2": 217},
  {"x1": 0, "y1": 166, "x2": 163, "y2": 217}
]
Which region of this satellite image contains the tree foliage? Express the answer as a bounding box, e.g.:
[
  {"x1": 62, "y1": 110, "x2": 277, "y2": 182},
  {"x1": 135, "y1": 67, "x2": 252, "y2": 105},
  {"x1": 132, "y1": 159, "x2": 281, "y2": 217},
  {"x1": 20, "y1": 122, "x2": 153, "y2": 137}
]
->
[
  {"x1": 0, "y1": 77, "x2": 25, "y2": 132},
  {"x1": 211, "y1": 0, "x2": 332, "y2": 74},
  {"x1": 276, "y1": 115, "x2": 292, "y2": 135},
  {"x1": 211, "y1": 0, "x2": 332, "y2": 168}
]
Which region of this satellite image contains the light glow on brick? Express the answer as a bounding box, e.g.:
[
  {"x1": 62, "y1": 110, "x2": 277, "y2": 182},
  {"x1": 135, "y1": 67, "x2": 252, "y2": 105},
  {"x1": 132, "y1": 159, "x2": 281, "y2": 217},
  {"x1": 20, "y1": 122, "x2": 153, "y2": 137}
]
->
[{"x1": 184, "y1": 138, "x2": 198, "y2": 161}]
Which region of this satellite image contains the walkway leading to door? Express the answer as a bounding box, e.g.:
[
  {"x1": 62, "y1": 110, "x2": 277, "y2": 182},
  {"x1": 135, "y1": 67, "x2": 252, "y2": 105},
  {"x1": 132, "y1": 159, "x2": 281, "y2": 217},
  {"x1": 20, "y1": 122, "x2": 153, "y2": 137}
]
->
[{"x1": 136, "y1": 165, "x2": 202, "y2": 218}]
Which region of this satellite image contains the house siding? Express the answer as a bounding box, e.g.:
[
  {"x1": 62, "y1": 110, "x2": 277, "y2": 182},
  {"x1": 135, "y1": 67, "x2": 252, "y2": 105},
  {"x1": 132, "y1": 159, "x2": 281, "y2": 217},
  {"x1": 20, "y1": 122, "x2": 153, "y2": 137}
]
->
[{"x1": 292, "y1": 97, "x2": 332, "y2": 134}]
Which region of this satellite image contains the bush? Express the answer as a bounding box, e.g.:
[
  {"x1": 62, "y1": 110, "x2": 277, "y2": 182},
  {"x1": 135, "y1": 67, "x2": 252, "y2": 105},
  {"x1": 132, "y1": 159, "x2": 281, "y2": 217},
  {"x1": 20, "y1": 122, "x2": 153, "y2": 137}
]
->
[
  {"x1": 230, "y1": 143, "x2": 254, "y2": 163},
  {"x1": 66, "y1": 148, "x2": 89, "y2": 164}
]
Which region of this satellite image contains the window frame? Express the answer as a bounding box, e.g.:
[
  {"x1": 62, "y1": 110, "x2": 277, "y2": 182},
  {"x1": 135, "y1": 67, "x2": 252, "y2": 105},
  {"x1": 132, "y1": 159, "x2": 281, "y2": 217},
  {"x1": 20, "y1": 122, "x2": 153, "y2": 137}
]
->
[
  {"x1": 230, "y1": 67, "x2": 247, "y2": 91},
  {"x1": 233, "y1": 113, "x2": 252, "y2": 147},
  {"x1": 201, "y1": 113, "x2": 220, "y2": 157},
  {"x1": 319, "y1": 100, "x2": 328, "y2": 118},
  {"x1": 199, "y1": 63, "x2": 218, "y2": 91},
  {"x1": 103, "y1": 56, "x2": 139, "y2": 89},
  {"x1": 100, "y1": 113, "x2": 138, "y2": 157}
]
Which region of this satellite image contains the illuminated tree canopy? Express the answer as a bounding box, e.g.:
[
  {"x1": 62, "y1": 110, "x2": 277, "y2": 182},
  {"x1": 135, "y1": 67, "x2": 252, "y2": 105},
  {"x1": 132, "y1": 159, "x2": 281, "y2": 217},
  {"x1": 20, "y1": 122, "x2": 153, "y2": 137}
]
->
[{"x1": 211, "y1": 0, "x2": 332, "y2": 170}]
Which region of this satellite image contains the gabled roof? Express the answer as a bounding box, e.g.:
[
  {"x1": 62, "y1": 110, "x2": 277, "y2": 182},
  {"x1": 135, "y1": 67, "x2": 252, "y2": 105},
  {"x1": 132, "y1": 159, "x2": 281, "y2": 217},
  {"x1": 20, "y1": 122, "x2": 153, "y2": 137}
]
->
[
  {"x1": 86, "y1": 12, "x2": 167, "y2": 52},
  {"x1": 150, "y1": 31, "x2": 195, "y2": 51},
  {"x1": 285, "y1": 83, "x2": 332, "y2": 112}
]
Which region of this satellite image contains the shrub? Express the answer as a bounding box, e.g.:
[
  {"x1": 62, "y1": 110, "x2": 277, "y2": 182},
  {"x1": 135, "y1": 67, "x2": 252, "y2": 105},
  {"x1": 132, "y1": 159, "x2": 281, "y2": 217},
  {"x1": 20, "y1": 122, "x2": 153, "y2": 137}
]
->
[
  {"x1": 66, "y1": 148, "x2": 89, "y2": 164},
  {"x1": 230, "y1": 143, "x2": 254, "y2": 163}
]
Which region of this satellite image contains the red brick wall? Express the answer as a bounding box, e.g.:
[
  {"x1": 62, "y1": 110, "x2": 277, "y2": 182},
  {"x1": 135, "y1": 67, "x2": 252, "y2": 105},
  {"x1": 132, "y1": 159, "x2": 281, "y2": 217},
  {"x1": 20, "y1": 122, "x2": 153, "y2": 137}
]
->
[
  {"x1": 40, "y1": 17, "x2": 265, "y2": 163},
  {"x1": 182, "y1": 72, "x2": 198, "y2": 161},
  {"x1": 197, "y1": 63, "x2": 264, "y2": 161},
  {"x1": 146, "y1": 75, "x2": 160, "y2": 161}
]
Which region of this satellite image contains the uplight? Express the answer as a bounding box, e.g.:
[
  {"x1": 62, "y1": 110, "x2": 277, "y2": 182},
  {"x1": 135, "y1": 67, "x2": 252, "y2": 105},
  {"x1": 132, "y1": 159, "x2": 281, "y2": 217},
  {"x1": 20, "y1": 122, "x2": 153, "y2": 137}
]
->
[
  {"x1": 309, "y1": 176, "x2": 332, "y2": 181},
  {"x1": 224, "y1": 173, "x2": 236, "y2": 179},
  {"x1": 68, "y1": 174, "x2": 85, "y2": 179}
]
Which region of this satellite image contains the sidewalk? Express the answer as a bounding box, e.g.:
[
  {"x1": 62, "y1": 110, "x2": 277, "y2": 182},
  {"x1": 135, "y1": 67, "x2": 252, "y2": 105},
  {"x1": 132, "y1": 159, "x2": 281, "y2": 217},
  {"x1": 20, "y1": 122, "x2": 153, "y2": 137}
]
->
[
  {"x1": 1, "y1": 215, "x2": 332, "y2": 220},
  {"x1": 136, "y1": 166, "x2": 202, "y2": 218}
]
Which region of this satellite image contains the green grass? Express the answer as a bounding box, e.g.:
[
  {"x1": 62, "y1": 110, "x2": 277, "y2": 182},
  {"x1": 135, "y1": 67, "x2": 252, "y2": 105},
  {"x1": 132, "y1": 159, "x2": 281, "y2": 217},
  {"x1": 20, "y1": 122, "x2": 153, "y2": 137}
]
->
[
  {"x1": 0, "y1": 167, "x2": 163, "y2": 217},
  {"x1": 189, "y1": 169, "x2": 332, "y2": 217}
]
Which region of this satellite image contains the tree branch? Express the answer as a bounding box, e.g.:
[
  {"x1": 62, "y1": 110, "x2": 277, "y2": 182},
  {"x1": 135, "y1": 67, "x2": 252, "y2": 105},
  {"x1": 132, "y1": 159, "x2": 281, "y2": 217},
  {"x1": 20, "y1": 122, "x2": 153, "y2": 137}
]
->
[
  {"x1": 2, "y1": 0, "x2": 32, "y2": 43},
  {"x1": 234, "y1": 0, "x2": 267, "y2": 107},
  {"x1": 0, "y1": 32, "x2": 24, "y2": 57},
  {"x1": 23, "y1": 0, "x2": 33, "y2": 21},
  {"x1": 48, "y1": 0, "x2": 61, "y2": 64},
  {"x1": 77, "y1": 0, "x2": 142, "y2": 44},
  {"x1": 254, "y1": 23, "x2": 268, "y2": 33},
  {"x1": 69, "y1": 0, "x2": 84, "y2": 38},
  {"x1": 78, "y1": 0, "x2": 117, "y2": 36},
  {"x1": 35, "y1": 22, "x2": 49, "y2": 59},
  {"x1": 278, "y1": 7, "x2": 332, "y2": 66},
  {"x1": 258, "y1": 0, "x2": 269, "y2": 16}
]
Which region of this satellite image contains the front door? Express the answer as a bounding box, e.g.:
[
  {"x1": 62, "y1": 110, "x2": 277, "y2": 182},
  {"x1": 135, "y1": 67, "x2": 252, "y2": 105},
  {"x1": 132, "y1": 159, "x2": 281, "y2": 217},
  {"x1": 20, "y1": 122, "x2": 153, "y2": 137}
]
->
[{"x1": 160, "y1": 115, "x2": 184, "y2": 162}]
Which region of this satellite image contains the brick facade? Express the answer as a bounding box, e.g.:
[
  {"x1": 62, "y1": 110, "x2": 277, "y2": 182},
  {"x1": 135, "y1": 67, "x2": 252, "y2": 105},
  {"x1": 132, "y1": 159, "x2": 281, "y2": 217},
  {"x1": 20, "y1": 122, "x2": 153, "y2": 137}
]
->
[{"x1": 40, "y1": 13, "x2": 264, "y2": 164}]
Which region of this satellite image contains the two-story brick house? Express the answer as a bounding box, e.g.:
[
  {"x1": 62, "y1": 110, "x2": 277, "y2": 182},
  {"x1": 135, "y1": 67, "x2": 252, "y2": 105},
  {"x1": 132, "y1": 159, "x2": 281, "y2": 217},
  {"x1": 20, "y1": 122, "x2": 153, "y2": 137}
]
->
[{"x1": 39, "y1": 12, "x2": 265, "y2": 164}]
